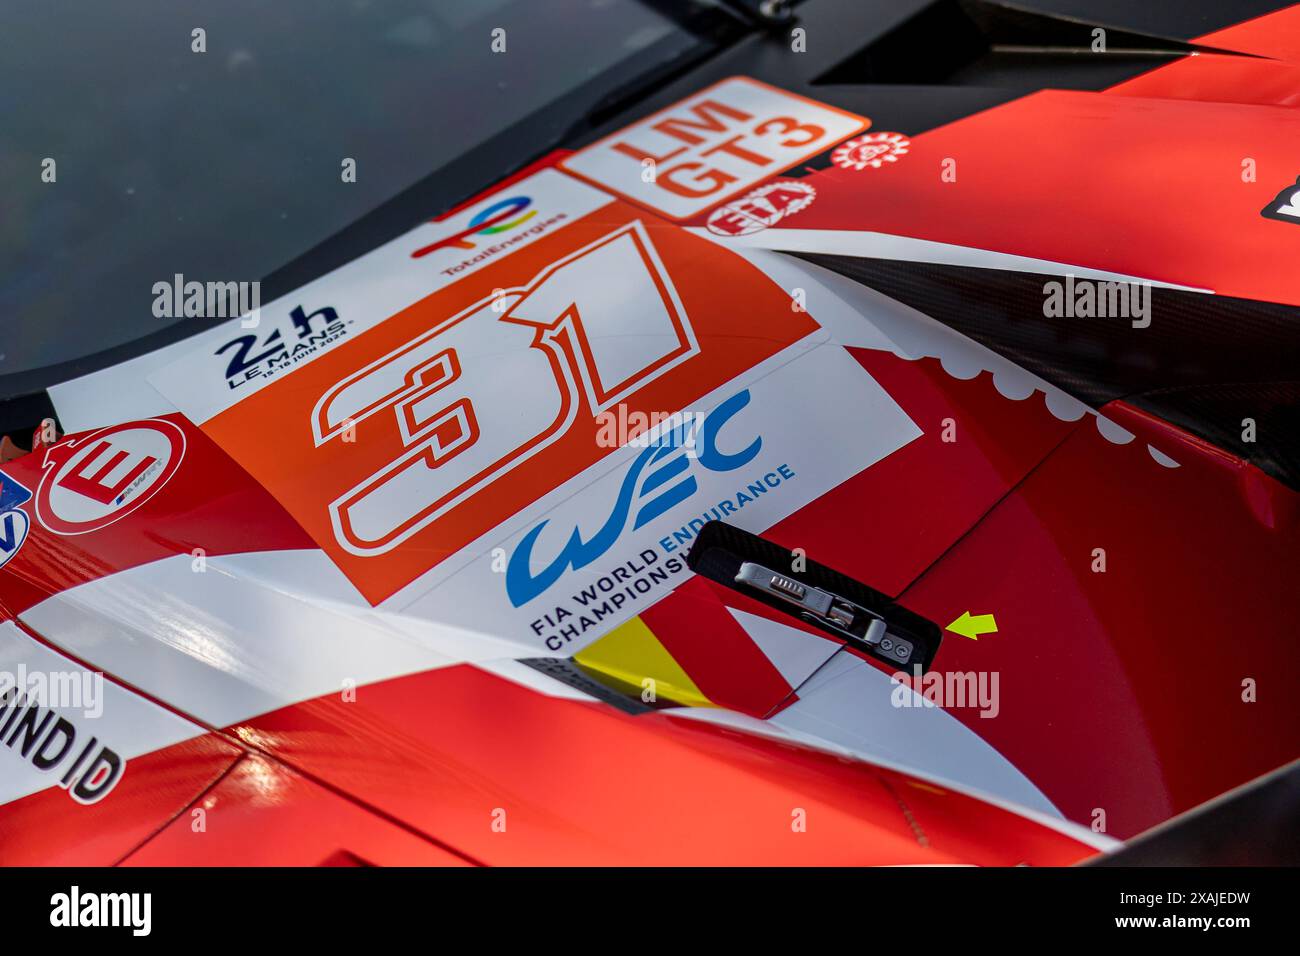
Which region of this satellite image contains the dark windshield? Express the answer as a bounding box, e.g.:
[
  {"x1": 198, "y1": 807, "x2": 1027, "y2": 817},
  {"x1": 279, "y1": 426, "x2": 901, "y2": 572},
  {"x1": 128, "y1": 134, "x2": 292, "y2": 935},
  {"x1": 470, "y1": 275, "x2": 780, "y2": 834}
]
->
[{"x1": 1, "y1": 0, "x2": 715, "y2": 376}]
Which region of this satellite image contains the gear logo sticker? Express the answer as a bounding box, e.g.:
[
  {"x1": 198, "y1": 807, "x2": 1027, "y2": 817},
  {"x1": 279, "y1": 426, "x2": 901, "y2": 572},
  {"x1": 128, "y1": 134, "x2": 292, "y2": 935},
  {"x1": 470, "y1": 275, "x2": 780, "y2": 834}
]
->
[{"x1": 831, "y1": 132, "x2": 910, "y2": 171}]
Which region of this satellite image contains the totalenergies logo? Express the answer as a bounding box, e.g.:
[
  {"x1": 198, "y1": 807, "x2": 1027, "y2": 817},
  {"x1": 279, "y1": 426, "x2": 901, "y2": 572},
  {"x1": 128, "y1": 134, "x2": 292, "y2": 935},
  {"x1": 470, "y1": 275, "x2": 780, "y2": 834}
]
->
[{"x1": 411, "y1": 196, "x2": 537, "y2": 259}]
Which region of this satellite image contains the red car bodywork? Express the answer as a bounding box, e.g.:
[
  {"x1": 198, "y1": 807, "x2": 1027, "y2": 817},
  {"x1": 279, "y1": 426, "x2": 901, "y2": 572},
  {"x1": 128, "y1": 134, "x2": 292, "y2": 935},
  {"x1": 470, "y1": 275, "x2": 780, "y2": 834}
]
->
[{"x1": 2, "y1": 6, "x2": 1299, "y2": 866}]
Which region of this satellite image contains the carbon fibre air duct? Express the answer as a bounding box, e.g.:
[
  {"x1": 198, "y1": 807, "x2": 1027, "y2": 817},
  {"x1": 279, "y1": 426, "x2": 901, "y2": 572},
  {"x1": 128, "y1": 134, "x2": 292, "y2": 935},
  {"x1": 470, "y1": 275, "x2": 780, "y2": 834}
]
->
[{"x1": 686, "y1": 520, "x2": 943, "y2": 671}]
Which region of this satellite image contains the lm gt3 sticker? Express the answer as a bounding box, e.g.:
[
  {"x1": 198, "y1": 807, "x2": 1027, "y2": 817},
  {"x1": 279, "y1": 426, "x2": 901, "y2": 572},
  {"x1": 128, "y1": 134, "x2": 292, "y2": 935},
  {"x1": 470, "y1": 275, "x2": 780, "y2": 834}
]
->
[{"x1": 561, "y1": 76, "x2": 868, "y2": 220}]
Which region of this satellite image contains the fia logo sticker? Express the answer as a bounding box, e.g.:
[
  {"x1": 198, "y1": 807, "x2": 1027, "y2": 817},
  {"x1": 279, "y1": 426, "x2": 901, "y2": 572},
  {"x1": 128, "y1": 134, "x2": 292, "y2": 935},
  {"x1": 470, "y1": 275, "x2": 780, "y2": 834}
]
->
[{"x1": 706, "y1": 181, "x2": 816, "y2": 237}]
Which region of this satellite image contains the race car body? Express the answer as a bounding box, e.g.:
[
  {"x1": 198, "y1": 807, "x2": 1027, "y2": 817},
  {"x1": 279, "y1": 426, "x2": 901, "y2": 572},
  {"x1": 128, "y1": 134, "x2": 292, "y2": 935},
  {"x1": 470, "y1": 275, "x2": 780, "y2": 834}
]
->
[{"x1": 2, "y1": 0, "x2": 1298, "y2": 866}]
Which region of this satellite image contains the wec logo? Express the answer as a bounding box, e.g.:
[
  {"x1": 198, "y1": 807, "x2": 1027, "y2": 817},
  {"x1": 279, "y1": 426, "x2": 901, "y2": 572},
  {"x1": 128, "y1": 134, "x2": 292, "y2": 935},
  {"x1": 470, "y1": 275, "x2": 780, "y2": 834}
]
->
[{"x1": 506, "y1": 389, "x2": 760, "y2": 606}]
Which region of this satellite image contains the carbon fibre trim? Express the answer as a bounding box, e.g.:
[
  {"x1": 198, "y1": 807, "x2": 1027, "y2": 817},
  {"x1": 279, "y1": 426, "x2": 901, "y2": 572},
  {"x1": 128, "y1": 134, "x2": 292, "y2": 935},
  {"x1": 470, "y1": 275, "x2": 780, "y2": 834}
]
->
[
  {"x1": 795, "y1": 253, "x2": 1300, "y2": 489},
  {"x1": 686, "y1": 520, "x2": 942, "y2": 671}
]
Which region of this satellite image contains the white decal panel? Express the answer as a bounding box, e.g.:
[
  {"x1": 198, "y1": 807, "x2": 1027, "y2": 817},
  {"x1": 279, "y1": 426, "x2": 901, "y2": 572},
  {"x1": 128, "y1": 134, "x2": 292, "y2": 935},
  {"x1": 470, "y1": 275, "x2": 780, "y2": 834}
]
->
[
  {"x1": 0, "y1": 621, "x2": 207, "y2": 808},
  {"x1": 52, "y1": 168, "x2": 613, "y2": 431},
  {"x1": 404, "y1": 344, "x2": 921, "y2": 653},
  {"x1": 561, "y1": 76, "x2": 867, "y2": 219}
]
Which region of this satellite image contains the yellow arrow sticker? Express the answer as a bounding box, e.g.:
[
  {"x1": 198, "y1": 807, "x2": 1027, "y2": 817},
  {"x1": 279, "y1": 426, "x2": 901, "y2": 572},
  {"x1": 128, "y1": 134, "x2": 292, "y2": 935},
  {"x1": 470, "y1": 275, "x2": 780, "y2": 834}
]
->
[{"x1": 946, "y1": 611, "x2": 998, "y2": 640}]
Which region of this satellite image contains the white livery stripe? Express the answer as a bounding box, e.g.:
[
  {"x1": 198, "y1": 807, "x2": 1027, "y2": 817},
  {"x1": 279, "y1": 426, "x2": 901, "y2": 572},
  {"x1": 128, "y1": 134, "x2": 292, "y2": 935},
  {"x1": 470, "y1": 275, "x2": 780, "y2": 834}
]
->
[
  {"x1": 691, "y1": 226, "x2": 1212, "y2": 292},
  {"x1": 16, "y1": 551, "x2": 517, "y2": 730},
  {"x1": 0, "y1": 621, "x2": 208, "y2": 807},
  {"x1": 50, "y1": 169, "x2": 614, "y2": 433}
]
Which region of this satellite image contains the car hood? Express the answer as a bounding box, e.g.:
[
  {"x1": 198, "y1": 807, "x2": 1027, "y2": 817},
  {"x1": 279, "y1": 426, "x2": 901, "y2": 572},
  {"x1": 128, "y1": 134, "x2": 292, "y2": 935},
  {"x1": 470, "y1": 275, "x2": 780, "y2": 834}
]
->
[{"x1": 6, "y1": 6, "x2": 1300, "y2": 860}]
